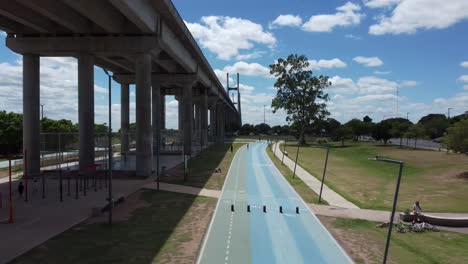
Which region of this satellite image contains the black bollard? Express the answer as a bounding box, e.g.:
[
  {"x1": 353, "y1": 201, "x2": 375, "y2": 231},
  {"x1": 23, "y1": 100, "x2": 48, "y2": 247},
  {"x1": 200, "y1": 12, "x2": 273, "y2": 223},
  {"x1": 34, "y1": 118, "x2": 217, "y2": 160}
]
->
[
  {"x1": 296, "y1": 206, "x2": 300, "y2": 214},
  {"x1": 247, "y1": 205, "x2": 250, "y2": 212},
  {"x1": 279, "y1": 206, "x2": 283, "y2": 214},
  {"x1": 263, "y1": 205, "x2": 266, "y2": 213},
  {"x1": 231, "y1": 204, "x2": 234, "y2": 212}
]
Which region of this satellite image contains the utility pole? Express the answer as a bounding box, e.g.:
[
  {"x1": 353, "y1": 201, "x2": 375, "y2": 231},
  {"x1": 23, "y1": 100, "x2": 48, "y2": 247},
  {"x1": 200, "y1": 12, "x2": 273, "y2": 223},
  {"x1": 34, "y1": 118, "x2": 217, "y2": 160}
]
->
[
  {"x1": 263, "y1": 105, "x2": 266, "y2": 124},
  {"x1": 448, "y1": 107, "x2": 452, "y2": 119}
]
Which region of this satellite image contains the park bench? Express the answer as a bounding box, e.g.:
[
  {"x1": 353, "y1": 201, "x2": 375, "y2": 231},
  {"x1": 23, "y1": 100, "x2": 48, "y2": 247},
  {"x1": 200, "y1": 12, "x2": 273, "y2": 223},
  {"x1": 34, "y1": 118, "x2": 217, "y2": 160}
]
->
[{"x1": 400, "y1": 212, "x2": 468, "y2": 227}]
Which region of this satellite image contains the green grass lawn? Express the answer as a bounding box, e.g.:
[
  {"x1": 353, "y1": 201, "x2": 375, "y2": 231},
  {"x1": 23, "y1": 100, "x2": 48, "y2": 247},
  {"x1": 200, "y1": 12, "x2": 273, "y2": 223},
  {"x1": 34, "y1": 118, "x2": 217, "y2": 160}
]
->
[
  {"x1": 266, "y1": 144, "x2": 327, "y2": 204},
  {"x1": 161, "y1": 142, "x2": 245, "y2": 190},
  {"x1": 13, "y1": 190, "x2": 216, "y2": 264},
  {"x1": 320, "y1": 216, "x2": 468, "y2": 264},
  {"x1": 283, "y1": 141, "x2": 468, "y2": 212}
]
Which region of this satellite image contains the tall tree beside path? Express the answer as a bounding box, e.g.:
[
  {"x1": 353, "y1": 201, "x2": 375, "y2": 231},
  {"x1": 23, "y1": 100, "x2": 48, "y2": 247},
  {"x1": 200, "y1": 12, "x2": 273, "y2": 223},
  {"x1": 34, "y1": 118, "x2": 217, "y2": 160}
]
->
[
  {"x1": 270, "y1": 54, "x2": 330, "y2": 145},
  {"x1": 443, "y1": 119, "x2": 468, "y2": 154}
]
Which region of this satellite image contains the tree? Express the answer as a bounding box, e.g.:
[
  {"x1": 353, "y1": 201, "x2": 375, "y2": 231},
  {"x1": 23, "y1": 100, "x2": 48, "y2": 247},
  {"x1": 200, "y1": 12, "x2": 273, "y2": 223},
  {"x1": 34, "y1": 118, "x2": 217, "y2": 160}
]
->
[
  {"x1": 239, "y1": 123, "x2": 255, "y2": 135},
  {"x1": 363, "y1": 115, "x2": 373, "y2": 123},
  {"x1": 332, "y1": 125, "x2": 353, "y2": 147},
  {"x1": 323, "y1": 118, "x2": 341, "y2": 137},
  {"x1": 418, "y1": 114, "x2": 449, "y2": 139},
  {"x1": 372, "y1": 121, "x2": 392, "y2": 144},
  {"x1": 0, "y1": 111, "x2": 23, "y2": 155},
  {"x1": 405, "y1": 124, "x2": 426, "y2": 149},
  {"x1": 345, "y1": 119, "x2": 366, "y2": 140},
  {"x1": 270, "y1": 54, "x2": 330, "y2": 145},
  {"x1": 443, "y1": 119, "x2": 468, "y2": 153},
  {"x1": 386, "y1": 118, "x2": 412, "y2": 147},
  {"x1": 254, "y1": 123, "x2": 271, "y2": 135}
]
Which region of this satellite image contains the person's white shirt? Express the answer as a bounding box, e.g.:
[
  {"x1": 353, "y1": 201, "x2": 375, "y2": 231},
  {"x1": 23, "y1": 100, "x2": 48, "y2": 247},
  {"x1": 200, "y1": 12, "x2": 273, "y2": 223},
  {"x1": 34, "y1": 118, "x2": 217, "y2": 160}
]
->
[{"x1": 413, "y1": 204, "x2": 422, "y2": 214}]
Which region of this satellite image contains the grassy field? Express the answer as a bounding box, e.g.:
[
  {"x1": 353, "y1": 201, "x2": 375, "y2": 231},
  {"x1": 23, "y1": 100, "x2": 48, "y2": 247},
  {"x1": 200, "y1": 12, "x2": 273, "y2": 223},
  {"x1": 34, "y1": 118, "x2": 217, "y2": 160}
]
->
[
  {"x1": 13, "y1": 190, "x2": 217, "y2": 264},
  {"x1": 320, "y1": 216, "x2": 468, "y2": 263},
  {"x1": 266, "y1": 144, "x2": 326, "y2": 204},
  {"x1": 160, "y1": 143, "x2": 245, "y2": 190},
  {"x1": 283, "y1": 141, "x2": 468, "y2": 212}
]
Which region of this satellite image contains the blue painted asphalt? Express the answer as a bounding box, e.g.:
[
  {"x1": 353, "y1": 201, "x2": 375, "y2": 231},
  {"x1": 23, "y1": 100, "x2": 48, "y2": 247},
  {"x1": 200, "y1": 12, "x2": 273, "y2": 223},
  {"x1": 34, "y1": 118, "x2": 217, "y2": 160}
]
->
[{"x1": 198, "y1": 141, "x2": 352, "y2": 264}]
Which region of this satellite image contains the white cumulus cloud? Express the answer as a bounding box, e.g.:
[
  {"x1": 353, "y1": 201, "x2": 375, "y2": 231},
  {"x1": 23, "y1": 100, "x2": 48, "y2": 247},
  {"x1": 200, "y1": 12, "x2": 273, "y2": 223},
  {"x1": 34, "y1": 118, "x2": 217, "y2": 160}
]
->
[
  {"x1": 369, "y1": 0, "x2": 468, "y2": 35},
  {"x1": 270, "y1": 14, "x2": 303, "y2": 29},
  {"x1": 461, "y1": 61, "x2": 468, "y2": 68},
  {"x1": 363, "y1": 0, "x2": 402, "y2": 9},
  {"x1": 353, "y1": 56, "x2": 384, "y2": 67},
  {"x1": 458, "y1": 75, "x2": 468, "y2": 83},
  {"x1": 302, "y1": 2, "x2": 364, "y2": 32},
  {"x1": 185, "y1": 16, "x2": 276, "y2": 60},
  {"x1": 307, "y1": 58, "x2": 347, "y2": 70},
  {"x1": 222, "y1": 61, "x2": 271, "y2": 78}
]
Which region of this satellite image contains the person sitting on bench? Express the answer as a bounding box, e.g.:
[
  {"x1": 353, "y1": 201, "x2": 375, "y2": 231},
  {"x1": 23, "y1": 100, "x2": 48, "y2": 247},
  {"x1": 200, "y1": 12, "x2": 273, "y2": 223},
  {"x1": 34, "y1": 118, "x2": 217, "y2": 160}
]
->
[
  {"x1": 214, "y1": 167, "x2": 222, "y2": 173},
  {"x1": 413, "y1": 201, "x2": 423, "y2": 224}
]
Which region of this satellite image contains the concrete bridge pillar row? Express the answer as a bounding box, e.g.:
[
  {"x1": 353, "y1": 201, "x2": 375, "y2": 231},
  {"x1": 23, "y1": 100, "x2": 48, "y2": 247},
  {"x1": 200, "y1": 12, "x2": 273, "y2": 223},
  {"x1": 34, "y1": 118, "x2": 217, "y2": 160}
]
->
[
  {"x1": 135, "y1": 53, "x2": 153, "y2": 177},
  {"x1": 78, "y1": 53, "x2": 95, "y2": 173},
  {"x1": 120, "y1": 83, "x2": 130, "y2": 154},
  {"x1": 201, "y1": 89, "x2": 208, "y2": 146},
  {"x1": 22, "y1": 54, "x2": 40, "y2": 175}
]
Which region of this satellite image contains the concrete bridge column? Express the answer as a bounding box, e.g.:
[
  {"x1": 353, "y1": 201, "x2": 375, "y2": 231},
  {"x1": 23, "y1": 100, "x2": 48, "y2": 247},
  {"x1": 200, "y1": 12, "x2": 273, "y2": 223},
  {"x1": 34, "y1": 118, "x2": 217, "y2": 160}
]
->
[
  {"x1": 152, "y1": 77, "x2": 161, "y2": 175},
  {"x1": 178, "y1": 97, "x2": 183, "y2": 130},
  {"x1": 120, "y1": 83, "x2": 130, "y2": 154},
  {"x1": 78, "y1": 54, "x2": 95, "y2": 173},
  {"x1": 22, "y1": 54, "x2": 40, "y2": 176},
  {"x1": 220, "y1": 104, "x2": 225, "y2": 140},
  {"x1": 201, "y1": 90, "x2": 208, "y2": 146},
  {"x1": 183, "y1": 83, "x2": 193, "y2": 155},
  {"x1": 160, "y1": 93, "x2": 166, "y2": 130},
  {"x1": 136, "y1": 53, "x2": 152, "y2": 177},
  {"x1": 209, "y1": 107, "x2": 216, "y2": 140}
]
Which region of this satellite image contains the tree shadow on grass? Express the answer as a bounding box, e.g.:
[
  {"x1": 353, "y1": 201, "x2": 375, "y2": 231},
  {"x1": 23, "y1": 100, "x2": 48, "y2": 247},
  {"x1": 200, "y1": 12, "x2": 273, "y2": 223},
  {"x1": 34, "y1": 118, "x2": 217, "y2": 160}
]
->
[{"x1": 160, "y1": 143, "x2": 233, "y2": 190}]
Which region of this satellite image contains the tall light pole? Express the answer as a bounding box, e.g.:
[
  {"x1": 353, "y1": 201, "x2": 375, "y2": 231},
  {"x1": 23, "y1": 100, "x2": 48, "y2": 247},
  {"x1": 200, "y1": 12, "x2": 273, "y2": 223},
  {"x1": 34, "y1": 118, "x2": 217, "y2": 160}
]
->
[
  {"x1": 263, "y1": 105, "x2": 266, "y2": 124},
  {"x1": 40, "y1": 104, "x2": 44, "y2": 166},
  {"x1": 448, "y1": 107, "x2": 452, "y2": 119},
  {"x1": 103, "y1": 69, "x2": 113, "y2": 225},
  {"x1": 368, "y1": 156, "x2": 404, "y2": 264},
  {"x1": 406, "y1": 112, "x2": 410, "y2": 146}
]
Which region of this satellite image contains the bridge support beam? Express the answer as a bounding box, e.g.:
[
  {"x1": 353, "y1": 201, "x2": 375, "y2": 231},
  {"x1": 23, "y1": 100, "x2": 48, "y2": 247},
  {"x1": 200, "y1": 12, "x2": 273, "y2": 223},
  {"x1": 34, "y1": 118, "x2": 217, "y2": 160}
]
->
[
  {"x1": 78, "y1": 53, "x2": 95, "y2": 173},
  {"x1": 136, "y1": 53, "x2": 152, "y2": 177},
  {"x1": 23, "y1": 54, "x2": 40, "y2": 176}
]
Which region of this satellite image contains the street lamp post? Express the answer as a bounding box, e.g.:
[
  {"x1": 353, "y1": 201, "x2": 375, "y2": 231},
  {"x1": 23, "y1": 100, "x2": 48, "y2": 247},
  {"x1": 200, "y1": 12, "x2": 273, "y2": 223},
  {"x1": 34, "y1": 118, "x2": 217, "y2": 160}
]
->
[
  {"x1": 448, "y1": 108, "x2": 452, "y2": 119},
  {"x1": 406, "y1": 112, "x2": 410, "y2": 146},
  {"x1": 317, "y1": 145, "x2": 330, "y2": 204},
  {"x1": 103, "y1": 69, "x2": 113, "y2": 225},
  {"x1": 368, "y1": 156, "x2": 404, "y2": 264}
]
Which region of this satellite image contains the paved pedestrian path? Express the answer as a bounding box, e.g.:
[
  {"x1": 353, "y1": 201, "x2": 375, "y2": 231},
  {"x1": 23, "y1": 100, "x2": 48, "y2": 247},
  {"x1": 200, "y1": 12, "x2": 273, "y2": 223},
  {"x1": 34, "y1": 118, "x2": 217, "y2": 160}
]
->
[
  {"x1": 271, "y1": 142, "x2": 359, "y2": 209},
  {"x1": 143, "y1": 182, "x2": 221, "y2": 198}
]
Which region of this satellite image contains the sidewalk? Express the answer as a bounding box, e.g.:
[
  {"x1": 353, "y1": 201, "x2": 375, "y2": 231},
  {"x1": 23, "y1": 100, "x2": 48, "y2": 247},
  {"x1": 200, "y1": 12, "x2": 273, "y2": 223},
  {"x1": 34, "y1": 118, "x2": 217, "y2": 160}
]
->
[
  {"x1": 309, "y1": 204, "x2": 468, "y2": 235},
  {"x1": 271, "y1": 142, "x2": 359, "y2": 209},
  {"x1": 143, "y1": 182, "x2": 221, "y2": 198}
]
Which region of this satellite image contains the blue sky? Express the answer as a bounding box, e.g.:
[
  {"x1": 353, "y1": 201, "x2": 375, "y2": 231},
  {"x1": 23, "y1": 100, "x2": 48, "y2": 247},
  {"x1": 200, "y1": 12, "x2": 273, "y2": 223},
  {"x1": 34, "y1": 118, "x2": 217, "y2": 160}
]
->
[{"x1": 0, "y1": 0, "x2": 467, "y2": 129}]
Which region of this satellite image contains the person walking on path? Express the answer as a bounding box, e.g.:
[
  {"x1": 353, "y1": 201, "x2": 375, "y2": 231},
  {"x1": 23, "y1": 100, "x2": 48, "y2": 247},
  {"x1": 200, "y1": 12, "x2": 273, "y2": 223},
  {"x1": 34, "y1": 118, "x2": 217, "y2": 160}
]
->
[{"x1": 17, "y1": 181, "x2": 24, "y2": 198}]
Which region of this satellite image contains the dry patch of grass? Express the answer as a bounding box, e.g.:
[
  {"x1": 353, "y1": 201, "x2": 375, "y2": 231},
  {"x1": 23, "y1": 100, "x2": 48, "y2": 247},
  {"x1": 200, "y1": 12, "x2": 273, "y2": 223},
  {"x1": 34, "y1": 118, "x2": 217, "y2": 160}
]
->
[
  {"x1": 284, "y1": 141, "x2": 468, "y2": 212},
  {"x1": 319, "y1": 216, "x2": 468, "y2": 264}
]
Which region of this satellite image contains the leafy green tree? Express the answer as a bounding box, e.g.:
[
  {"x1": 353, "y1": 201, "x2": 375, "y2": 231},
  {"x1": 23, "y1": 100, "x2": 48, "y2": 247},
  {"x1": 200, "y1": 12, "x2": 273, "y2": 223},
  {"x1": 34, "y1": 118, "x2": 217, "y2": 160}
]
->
[
  {"x1": 363, "y1": 115, "x2": 373, "y2": 123},
  {"x1": 323, "y1": 118, "x2": 341, "y2": 137},
  {"x1": 345, "y1": 119, "x2": 367, "y2": 140},
  {"x1": 418, "y1": 114, "x2": 449, "y2": 139},
  {"x1": 372, "y1": 121, "x2": 392, "y2": 144},
  {"x1": 0, "y1": 111, "x2": 23, "y2": 155},
  {"x1": 239, "y1": 123, "x2": 254, "y2": 135},
  {"x1": 270, "y1": 54, "x2": 330, "y2": 145},
  {"x1": 254, "y1": 123, "x2": 271, "y2": 135},
  {"x1": 404, "y1": 124, "x2": 426, "y2": 149},
  {"x1": 387, "y1": 118, "x2": 412, "y2": 147},
  {"x1": 443, "y1": 119, "x2": 468, "y2": 153},
  {"x1": 332, "y1": 125, "x2": 353, "y2": 147}
]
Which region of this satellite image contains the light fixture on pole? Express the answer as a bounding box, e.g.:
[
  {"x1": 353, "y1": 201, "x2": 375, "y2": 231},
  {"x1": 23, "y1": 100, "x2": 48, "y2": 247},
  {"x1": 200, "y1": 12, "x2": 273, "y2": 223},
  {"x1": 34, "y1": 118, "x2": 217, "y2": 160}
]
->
[
  {"x1": 103, "y1": 69, "x2": 113, "y2": 226},
  {"x1": 368, "y1": 156, "x2": 404, "y2": 264}
]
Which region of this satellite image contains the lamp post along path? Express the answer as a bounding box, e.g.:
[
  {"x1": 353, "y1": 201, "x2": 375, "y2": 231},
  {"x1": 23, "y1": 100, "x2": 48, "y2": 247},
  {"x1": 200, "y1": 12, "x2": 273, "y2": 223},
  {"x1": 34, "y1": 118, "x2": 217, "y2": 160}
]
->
[{"x1": 368, "y1": 156, "x2": 404, "y2": 264}]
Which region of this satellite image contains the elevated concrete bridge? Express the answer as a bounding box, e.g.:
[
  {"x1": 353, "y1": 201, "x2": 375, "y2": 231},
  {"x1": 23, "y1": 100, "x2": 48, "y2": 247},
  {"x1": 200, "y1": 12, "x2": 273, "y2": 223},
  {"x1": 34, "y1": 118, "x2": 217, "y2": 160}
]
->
[{"x1": 0, "y1": 0, "x2": 241, "y2": 177}]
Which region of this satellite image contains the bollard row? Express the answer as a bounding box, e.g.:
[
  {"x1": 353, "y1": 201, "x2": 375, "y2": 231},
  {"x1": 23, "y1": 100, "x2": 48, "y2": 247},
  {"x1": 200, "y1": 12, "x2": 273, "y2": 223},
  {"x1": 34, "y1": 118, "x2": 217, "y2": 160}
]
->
[{"x1": 230, "y1": 204, "x2": 300, "y2": 214}]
